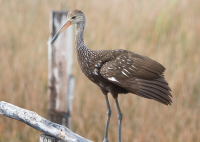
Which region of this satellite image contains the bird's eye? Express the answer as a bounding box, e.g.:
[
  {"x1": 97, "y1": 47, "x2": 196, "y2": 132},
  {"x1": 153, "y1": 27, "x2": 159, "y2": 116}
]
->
[{"x1": 71, "y1": 16, "x2": 76, "y2": 19}]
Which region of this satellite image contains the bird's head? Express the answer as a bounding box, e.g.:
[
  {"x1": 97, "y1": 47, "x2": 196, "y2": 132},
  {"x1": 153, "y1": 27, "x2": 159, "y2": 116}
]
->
[
  {"x1": 51, "y1": 10, "x2": 85, "y2": 44},
  {"x1": 67, "y1": 10, "x2": 85, "y2": 25}
]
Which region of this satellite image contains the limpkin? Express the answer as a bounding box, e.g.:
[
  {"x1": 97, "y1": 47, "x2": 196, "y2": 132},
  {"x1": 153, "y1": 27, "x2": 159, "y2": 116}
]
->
[{"x1": 51, "y1": 10, "x2": 172, "y2": 142}]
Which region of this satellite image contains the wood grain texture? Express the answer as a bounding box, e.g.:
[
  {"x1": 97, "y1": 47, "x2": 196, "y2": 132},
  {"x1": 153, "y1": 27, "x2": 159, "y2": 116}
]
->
[
  {"x1": 48, "y1": 11, "x2": 75, "y2": 127},
  {"x1": 0, "y1": 101, "x2": 92, "y2": 142}
]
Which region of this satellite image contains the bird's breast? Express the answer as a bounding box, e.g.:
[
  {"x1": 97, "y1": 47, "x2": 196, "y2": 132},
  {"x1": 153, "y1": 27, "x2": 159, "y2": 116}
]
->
[
  {"x1": 80, "y1": 60, "x2": 101, "y2": 79},
  {"x1": 78, "y1": 58, "x2": 110, "y2": 90}
]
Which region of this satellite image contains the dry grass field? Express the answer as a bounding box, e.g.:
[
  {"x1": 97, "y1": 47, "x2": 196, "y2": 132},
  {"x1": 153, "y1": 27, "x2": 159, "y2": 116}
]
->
[{"x1": 0, "y1": 0, "x2": 200, "y2": 142}]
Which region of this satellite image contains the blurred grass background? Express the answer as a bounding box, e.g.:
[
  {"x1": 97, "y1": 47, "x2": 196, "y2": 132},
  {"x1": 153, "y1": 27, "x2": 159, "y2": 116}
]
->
[{"x1": 0, "y1": 0, "x2": 200, "y2": 141}]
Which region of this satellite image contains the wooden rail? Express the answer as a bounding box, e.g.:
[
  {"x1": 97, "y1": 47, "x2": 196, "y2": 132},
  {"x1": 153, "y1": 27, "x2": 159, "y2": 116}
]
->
[{"x1": 0, "y1": 101, "x2": 92, "y2": 142}]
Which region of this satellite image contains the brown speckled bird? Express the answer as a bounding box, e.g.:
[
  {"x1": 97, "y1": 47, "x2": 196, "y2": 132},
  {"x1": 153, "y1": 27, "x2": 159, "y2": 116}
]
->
[{"x1": 51, "y1": 10, "x2": 172, "y2": 142}]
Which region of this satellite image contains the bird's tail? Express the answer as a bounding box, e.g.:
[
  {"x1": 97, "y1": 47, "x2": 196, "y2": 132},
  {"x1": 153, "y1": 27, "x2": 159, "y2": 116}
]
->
[{"x1": 135, "y1": 76, "x2": 172, "y2": 105}]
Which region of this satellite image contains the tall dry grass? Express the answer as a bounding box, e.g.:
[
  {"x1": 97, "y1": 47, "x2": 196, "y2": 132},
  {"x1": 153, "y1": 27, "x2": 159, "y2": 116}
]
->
[{"x1": 0, "y1": 0, "x2": 200, "y2": 142}]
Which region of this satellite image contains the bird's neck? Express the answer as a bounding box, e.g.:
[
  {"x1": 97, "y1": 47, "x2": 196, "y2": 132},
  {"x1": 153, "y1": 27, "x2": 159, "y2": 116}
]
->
[{"x1": 75, "y1": 21, "x2": 89, "y2": 55}]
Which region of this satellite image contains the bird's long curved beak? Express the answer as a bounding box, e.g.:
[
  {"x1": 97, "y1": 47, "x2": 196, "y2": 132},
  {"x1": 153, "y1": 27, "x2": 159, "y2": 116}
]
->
[{"x1": 51, "y1": 21, "x2": 72, "y2": 44}]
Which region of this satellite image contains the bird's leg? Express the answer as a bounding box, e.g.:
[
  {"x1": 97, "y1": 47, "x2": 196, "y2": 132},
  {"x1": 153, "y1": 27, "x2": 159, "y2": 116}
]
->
[
  {"x1": 103, "y1": 95, "x2": 112, "y2": 142},
  {"x1": 115, "y1": 98, "x2": 122, "y2": 142}
]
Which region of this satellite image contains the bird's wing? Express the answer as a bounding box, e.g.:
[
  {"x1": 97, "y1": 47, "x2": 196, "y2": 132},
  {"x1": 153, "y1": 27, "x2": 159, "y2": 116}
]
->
[
  {"x1": 100, "y1": 50, "x2": 172, "y2": 105},
  {"x1": 100, "y1": 51, "x2": 165, "y2": 81}
]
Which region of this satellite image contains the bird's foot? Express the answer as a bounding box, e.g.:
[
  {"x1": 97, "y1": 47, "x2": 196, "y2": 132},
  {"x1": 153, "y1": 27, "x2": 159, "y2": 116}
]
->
[{"x1": 103, "y1": 138, "x2": 109, "y2": 142}]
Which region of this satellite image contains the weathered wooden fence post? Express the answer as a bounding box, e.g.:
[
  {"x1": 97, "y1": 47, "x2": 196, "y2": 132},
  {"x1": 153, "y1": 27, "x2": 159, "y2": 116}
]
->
[{"x1": 47, "y1": 11, "x2": 75, "y2": 129}]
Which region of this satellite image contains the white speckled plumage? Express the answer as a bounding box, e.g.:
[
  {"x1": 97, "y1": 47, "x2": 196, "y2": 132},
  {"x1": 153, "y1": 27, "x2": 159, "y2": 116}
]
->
[{"x1": 51, "y1": 9, "x2": 172, "y2": 142}]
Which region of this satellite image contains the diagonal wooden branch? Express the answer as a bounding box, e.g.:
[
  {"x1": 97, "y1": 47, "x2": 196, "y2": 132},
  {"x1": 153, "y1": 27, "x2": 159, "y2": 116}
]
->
[{"x1": 0, "y1": 101, "x2": 92, "y2": 142}]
